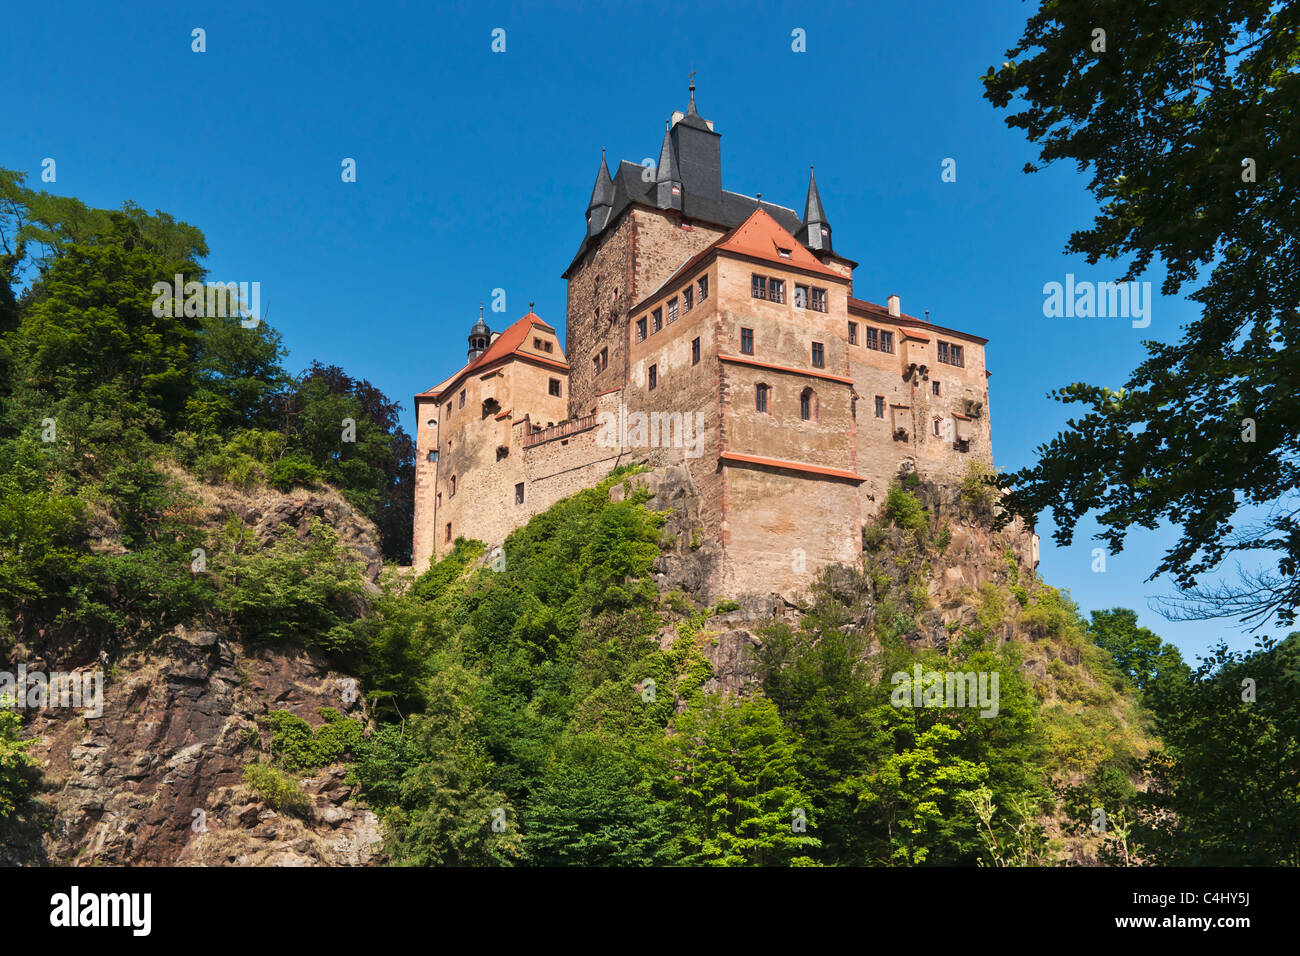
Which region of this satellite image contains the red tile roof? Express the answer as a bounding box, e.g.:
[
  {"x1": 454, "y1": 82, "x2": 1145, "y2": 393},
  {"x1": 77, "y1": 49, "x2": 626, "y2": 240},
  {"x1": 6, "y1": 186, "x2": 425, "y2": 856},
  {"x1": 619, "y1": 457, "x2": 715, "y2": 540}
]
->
[
  {"x1": 416, "y1": 312, "x2": 566, "y2": 399},
  {"x1": 714, "y1": 209, "x2": 842, "y2": 279}
]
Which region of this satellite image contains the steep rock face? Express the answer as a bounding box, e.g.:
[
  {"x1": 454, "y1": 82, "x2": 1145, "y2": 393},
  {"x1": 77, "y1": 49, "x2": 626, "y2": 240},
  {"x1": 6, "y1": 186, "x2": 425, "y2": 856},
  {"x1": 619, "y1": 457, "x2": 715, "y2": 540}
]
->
[
  {"x1": 2, "y1": 624, "x2": 382, "y2": 866},
  {"x1": 1, "y1": 475, "x2": 386, "y2": 867}
]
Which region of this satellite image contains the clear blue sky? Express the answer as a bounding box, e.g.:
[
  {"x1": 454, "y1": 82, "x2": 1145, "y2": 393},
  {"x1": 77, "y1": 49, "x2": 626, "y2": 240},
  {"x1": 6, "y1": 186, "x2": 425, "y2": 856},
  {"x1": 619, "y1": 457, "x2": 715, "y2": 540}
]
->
[{"x1": 3, "y1": 0, "x2": 1272, "y2": 661}]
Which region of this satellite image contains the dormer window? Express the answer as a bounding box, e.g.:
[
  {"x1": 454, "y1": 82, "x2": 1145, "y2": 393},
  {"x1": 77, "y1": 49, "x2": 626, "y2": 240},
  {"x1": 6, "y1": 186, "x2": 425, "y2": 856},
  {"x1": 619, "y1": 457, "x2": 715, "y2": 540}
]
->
[{"x1": 777, "y1": 247, "x2": 793, "y2": 259}]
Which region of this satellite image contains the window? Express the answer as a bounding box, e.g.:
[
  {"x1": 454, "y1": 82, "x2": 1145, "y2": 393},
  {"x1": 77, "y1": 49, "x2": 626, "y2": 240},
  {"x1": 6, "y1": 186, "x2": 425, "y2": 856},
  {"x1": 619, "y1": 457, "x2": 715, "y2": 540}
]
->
[
  {"x1": 449, "y1": 475, "x2": 456, "y2": 497},
  {"x1": 459, "y1": 389, "x2": 466, "y2": 408},
  {"x1": 636, "y1": 317, "x2": 647, "y2": 342},
  {"x1": 800, "y1": 388, "x2": 817, "y2": 422},
  {"x1": 667, "y1": 298, "x2": 678, "y2": 323},
  {"x1": 652, "y1": 307, "x2": 663, "y2": 333},
  {"x1": 848, "y1": 321, "x2": 858, "y2": 345},
  {"x1": 698, "y1": 275, "x2": 709, "y2": 300},
  {"x1": 880, "y1": 331, "x2": 895, "y2": 354},
  {"x1": 648, "y1": 364, "x2": 658, "y2": 390},
  {"x1": 777, "y1": 246, "x2": 793, "y2": 259},
  {"x1": 437, "y1": 492, "x2": 442, "y2": 508},
  {"x1": 515, "y1": 482, "x2": 525, "y2": 505},
  {"x1": 932, "y1": 380, "x2": 941, "y2": 397},
  {"x1": 692, "y1": 337, "x2": 701, "y2": 365},
  {"x1": 751, "y1": 274, "x2": 767, "y2": 299},
  {"x1": 683, "y1": 287, "x2": 693, "y2": 312},
  {"x1": 755, "y1": 383, "x2": 770, "y2": 413},
  {"x1": 810, "y1": 287, "x2": 827, "y2": 312},
  {"x1": 593, "y1": 347, "x2": 608, "y2": 372},
  {"x1": 794, "y1": 284, "x2": 808, "y2": 309},
  {"x1": 445, "y1": 523, "x2": 452, "y2": 543},
  {"x1": 934, "y1": 419, "x2": 942, "y2": 437},
  {"x1": 740, "y1": 328, "x2": 754, "y2": 355},
  {"x1": 534, "y1": 337, "x2": 553, "y2": 353},
  {"x1": 768, "y1": 279, "x2": 785, "y2": 304},
  {"x1": 426, "y1": 450, "x2": 437, "y2": 462},
  {"x1": 549, "y1": 378, "x2": 562, "y2": 397},
  {"x1": 874, "y1": 396, "x2": 886, "y2": 419},
  {"x1": 938, "y1": 340, "x2": 965, "y2": 367},
  {"x1": 811, "y1": 342, "x2": 825, "y2": 368}
]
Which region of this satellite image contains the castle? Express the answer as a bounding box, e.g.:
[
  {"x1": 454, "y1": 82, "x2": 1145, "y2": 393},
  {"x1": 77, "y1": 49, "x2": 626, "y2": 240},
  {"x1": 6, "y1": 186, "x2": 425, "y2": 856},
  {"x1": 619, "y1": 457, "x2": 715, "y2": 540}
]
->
[{"x1": 413, "y1": 87, "x2": 1018, "y2": 598}]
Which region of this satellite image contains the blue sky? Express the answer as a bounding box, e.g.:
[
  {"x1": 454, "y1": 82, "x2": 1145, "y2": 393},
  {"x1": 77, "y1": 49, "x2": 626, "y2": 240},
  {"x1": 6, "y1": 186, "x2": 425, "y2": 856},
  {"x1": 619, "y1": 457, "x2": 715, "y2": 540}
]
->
[{"x1": 3, "y1": 0, "x2": 1272, "y2": 661}]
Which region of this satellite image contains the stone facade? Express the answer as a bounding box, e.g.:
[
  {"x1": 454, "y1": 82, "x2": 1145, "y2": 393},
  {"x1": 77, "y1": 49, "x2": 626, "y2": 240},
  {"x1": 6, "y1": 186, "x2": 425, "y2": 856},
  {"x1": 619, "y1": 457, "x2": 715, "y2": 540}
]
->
[{"x1": 412, "y1": 94, "x2": 1033, "y2": 598}]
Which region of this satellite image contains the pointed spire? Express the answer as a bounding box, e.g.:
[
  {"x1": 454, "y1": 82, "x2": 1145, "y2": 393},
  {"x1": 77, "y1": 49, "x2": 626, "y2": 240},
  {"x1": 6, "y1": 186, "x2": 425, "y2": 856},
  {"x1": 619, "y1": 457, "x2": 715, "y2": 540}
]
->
[
  {"x1": 586, "y1": 149, "x2": 615, "y2": 237},
  {"x1": 799, "y1": 165, "x2": 832, "y2": 253},
  {"x1": 687, "y1": 69, "x2": 698, "y2": 116},
  {"x1": 587, "y1": 148, "x2": 614, "y2": 211},
  {"x1": 655, "y1": 121, "x2": 678, "y2": 183}
]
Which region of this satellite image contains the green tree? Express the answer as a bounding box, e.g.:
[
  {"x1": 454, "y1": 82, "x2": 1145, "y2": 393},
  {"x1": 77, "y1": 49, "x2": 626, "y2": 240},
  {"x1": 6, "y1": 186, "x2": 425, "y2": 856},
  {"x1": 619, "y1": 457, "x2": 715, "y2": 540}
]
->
[
  {"x1": 523, "y1": 736, "x2": 679, "y2": 866},
  {"x1": 668, "y1": 694, "x2": 820, "y2": 866},
  {"x1": 0, "y1": 706, "x2": 39, "y2": 819},
  {"x1": 984, "y1": 2, "x2": 1300, "y2": 626}
]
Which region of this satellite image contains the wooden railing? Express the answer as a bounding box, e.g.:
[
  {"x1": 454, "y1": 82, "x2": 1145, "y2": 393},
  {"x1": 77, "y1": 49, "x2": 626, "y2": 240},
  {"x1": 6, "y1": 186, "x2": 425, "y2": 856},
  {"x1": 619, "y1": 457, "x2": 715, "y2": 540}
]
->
[{"x1": 522, "y1": 412, "x2": 599, "y2": 448}]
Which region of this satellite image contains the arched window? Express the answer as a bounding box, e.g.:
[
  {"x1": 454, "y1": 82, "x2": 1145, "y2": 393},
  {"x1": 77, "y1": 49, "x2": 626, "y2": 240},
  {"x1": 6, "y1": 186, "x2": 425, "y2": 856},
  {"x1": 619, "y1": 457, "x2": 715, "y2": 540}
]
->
[{"x1": 800, "y1": 388, "x2": 818, "y2": 422}]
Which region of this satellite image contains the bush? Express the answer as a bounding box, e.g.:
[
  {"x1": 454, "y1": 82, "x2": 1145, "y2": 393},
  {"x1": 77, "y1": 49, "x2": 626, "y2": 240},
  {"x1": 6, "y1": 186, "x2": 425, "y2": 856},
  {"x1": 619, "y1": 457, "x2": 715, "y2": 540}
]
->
[
  {"x1": 243, "y1": 762, "x2": 311, "y2": 817},
  {"x1": 268, "y1": 452, "x2": 323, "y2": 491},
  {"x1": 0, "y1": 706, "x2": 40, "y2": 819},
  {"x1": 261, "y1": 707, "x2": 364, "y2": 773},
  {"x1": 884, "y1": 484, "x2": 929, "y2": 537}
]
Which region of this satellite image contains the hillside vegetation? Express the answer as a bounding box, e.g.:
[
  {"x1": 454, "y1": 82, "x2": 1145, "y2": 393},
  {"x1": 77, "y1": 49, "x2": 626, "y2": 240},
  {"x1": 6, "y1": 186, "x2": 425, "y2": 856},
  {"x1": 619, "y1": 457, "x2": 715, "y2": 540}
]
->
[{"x1": 2, "y1": 172, "x2": 1295, "y2": 866}]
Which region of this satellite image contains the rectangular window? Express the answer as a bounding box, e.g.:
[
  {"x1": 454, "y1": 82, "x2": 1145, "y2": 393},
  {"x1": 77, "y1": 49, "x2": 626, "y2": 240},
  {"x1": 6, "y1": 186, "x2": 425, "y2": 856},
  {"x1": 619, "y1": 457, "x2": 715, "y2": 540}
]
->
[
  {"x1": 534, "y1": 337, "x2": 553, "y2": 353},
  {"x1": 459, "y1": 389, "x2": 466, "y2": 409},
  {"x1": 755, "y1": 384, "x2": 769, "y2": 413},
  {"x1": 932, "y1": 380, "x2": 941, "y2": 396},
  {"x1": 768, "y1": 279, "x2": 785, "y2": 304},
  {"x1": 698, "y1": 275, "x2": 709, "y2": 300},
  {"x1": 933, "y1": 419, "x2": 942, "y2": 437},
  {"x1": 848, "y1": 321, "x2": 858, "y2": 345},
  {"x1": 652, "y1": 308, "x2": 663, "y2": 334},
  {"x1": 865, "y1": 327, "x2": 879, "y2": 350},
  {"x1": 449, "y1": 475, "x2": 456, "y2": 497},
  {"x1": 794, "y1": 284, "x2": 808, "y2": 309},
  {"x1": 692, "y1": 337, "x2": 701, "y2": 365},
  {"x1": 810, "y1": 287, "x2": 827, "y2": 312},
  {"x1": 683, "y1": 287, "x2": 693, "y2": 312},
  {"x1": 740, "y1": 328, "x2": 754, "y2": 355},
  {"x1": 445, "y1": 523, "x2": 452, "y2": 543},
  {"x1": 751, "y1": 274, "x2": 767, "y2": 299},
  {"x1": 667, "y1": 298, "x2": 678, "y2": 323},
  {"x1": 515, "y1": 482, "x2": 525, "y2": 505},
  {"x1": 938, "y1": 341, "x2": 965, "y2": 367},
  {"x1": 636, "y1": 317, "x2": 647, "y2": 342},
  {"x1": 648, "y1": 364, "x2": 658, "y2": 390},
  {"x1": 549, "y1": 378, "x2": 562, "y2": 397},
  {"x1": 875, "y1": 396, "x2": 885, "y2": 419},
  {"x1": 880, "y1": 331, "x2": 895, "y2": 354},
  {"x1": 593, "y1": 347, "x2": 608, "y2": 372},
  {"x1": 777, "y1": 246, "x2": 792, "y2": 259},
  {"x1": 811, "y1": 342, "x2": 825, "y2": 368}
]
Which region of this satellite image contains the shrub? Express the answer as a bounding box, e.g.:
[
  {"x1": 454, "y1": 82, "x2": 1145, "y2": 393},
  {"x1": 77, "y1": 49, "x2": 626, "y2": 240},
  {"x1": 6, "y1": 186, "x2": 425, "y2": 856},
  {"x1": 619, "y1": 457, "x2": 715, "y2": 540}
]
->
[
  {"x1": 261, "y1": 707, "x2": 363, "y2": 773},
  {"x1": 0, "y1": 706, "x2": 40, "y2": 819},
  {"x1": 243, "y1": 762, "x2": 311, "y2": 816},
  {"x1": 884, "y1": 484, "x2": 929, "y2": 537}
]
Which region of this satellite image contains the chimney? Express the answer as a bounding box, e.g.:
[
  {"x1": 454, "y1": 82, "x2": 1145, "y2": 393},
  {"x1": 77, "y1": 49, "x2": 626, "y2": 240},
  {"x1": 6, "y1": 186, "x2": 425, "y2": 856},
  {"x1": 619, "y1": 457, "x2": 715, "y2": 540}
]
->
[{"x1": 888, "y1": 294, "x2": 901, "y2": 317}]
